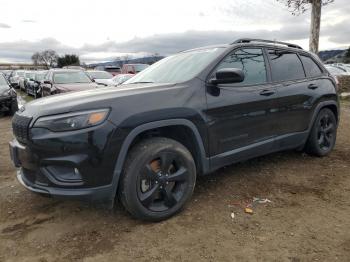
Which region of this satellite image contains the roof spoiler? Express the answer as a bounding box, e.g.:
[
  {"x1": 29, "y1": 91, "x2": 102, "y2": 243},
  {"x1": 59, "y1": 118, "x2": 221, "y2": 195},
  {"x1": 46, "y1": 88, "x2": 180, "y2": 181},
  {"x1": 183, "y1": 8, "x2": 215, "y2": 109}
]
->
[{"x1": 232, "y1": 38, "x2": 303, "y2": 50}]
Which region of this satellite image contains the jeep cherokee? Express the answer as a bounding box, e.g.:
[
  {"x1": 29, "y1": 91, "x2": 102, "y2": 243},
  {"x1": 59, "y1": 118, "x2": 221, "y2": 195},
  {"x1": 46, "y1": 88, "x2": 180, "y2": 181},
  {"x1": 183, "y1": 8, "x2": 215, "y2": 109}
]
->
[{"x1": 9, "y1": 39, "x2": 339, "y2": 221}]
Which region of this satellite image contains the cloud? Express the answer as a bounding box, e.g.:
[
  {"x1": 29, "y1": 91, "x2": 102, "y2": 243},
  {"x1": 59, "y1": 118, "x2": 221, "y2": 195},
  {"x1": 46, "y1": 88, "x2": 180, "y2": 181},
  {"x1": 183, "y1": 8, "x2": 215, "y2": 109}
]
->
[
  {"x1": 0, "y1": 14, "x2": 349, "y2": 63},
  {"x1": 22, "y1": 20, "x2": 37, "y2": 23},
  {"x1": 0, "y1": 23, "x2": 11, "y2": 28}
]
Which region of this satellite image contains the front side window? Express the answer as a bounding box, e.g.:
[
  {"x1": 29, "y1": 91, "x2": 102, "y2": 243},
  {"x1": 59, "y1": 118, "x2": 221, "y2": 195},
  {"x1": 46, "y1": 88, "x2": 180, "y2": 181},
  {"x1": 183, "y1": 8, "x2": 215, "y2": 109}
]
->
[
  {"x1": 268, "y1": 49, "x2": 305, "y2": 82},
  {"x1": 213, "y1": 48, "x2": 267, "y2": 85},
  {"x1": 300, "y1": 55, "x2": 323, "y2": 77}
]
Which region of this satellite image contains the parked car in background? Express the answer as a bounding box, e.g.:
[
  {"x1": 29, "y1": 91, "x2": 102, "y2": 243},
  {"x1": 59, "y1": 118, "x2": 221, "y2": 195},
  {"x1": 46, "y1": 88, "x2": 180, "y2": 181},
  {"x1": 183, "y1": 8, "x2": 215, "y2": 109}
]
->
[
  {"x1": 41, "y1": 69, "x2": 98, "y2": 97},
  {"x1": 62, "y1": 66, "x2": 85, "y2": 70},
  {"x1": 0, "y1": 73, "x2": 18, "y2": 115},
  {"x1": 121, "y1": 64, "x2": 149, "y2": 74},
  {"x1": 325, "y1": 65, "x2": 350, "y2": 77},
  {"x1": 9, "y1": 38, "x2": 339, "y2": 221},
  {"x1": 86, "y1": 70, "x2": 114, "y2": 86},
  {"x1": 331, "y1": 63, "x2": 350, "y2": 72},
  {"x1": 112, "y1": 74, "x2": 133, "y2": 86},
  {"x1": 104, "y1": 66, "x2": 121, "y2": 76},
  {"x1": 19, "y1": 71, "x2": 36, "y2": 91},
  {"x1": 0, "y1": 70, "x2": 13, "y2": 80},
  {"x1": 26, "y1": 71, "x2": 47, "y2": 98},
  {"x1": 9, "y1": 70, "x2": 25, "y2": 88}
]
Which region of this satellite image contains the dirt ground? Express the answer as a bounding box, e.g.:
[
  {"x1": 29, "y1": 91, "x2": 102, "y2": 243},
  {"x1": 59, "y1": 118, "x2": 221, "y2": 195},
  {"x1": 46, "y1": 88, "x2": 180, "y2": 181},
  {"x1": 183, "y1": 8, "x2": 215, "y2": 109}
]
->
[{"x1": 0, "y1": 101, "x2": 349, "y2": 262}]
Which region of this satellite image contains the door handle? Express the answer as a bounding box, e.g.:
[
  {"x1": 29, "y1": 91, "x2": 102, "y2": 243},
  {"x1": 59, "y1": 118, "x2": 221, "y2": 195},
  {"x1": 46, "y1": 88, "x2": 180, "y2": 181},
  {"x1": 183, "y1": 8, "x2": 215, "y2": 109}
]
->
[
  {"x1": 259, "y1": 89, "x2": 275, "y2": 96},
  {"x1": 308, "y1": 84, "x2": 318, "y2": 90}
]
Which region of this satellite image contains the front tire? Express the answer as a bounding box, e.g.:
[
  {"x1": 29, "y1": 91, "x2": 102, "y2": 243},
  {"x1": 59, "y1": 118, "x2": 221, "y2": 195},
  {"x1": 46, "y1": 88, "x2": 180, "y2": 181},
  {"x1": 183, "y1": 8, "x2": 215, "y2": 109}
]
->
[
  {"x1": 119, "y1": 137, "x2": 196, "y2": 221},
  {"x1": 305, "y1": 108, "x2": 337, "y2": 156},
  {"x1": 8, "y1": 99, "x2": 18, "y2": 116}
]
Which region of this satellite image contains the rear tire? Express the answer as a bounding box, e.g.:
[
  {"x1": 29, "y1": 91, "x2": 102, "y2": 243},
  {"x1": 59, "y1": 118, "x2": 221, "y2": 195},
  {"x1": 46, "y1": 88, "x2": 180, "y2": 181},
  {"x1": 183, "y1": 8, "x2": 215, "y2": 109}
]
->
[
  {"x1": 119, "y1": 137, "x2": 196, "y2": 221},
  {"x1": 305, "y1": 108, "x2": 337, "y2": 156}
]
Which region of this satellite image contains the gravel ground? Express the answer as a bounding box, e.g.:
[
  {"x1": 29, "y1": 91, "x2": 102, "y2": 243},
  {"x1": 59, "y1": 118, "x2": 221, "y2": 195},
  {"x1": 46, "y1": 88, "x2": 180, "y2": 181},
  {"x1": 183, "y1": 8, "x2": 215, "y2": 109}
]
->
[{"x1": 0, "y1": 100, "x2": 349, "y2": 262}]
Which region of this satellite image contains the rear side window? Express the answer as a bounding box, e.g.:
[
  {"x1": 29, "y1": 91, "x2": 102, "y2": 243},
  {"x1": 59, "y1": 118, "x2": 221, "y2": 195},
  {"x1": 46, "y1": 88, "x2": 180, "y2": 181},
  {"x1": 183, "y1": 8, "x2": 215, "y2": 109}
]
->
[
  {"x1": 300, "y1": 55, "x2": 323, "y2": 77},
  {"x1": 268, "y1": 50, "x2": 305, "y2": 82},
  {"x1": 214, "y1": 48, "x2": 267, "y2": 85}
]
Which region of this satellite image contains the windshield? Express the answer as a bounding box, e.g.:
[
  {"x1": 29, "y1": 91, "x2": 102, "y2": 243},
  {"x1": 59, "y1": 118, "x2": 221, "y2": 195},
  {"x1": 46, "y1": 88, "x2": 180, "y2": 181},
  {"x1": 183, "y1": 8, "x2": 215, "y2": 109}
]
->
[
  {"x1": 25, "y1": 72, "x2": 35, "y2": 79},
  {"x1": 35, "y1": 73, "x2": 46, "y2": 81},
  {"x1": 53, "y1": 71, "x2": 92, "y2": 84},
  {"x1": 0, "y1": 74, "x2": 9, "y2": 91},
  {"x1": 88, "y1": 71, "x2": 113, "y2": 79},
  {"x1": 17, "y1": 71, "x2": 25, "y2": 77},
  {"x1": 125, "y1": 47, "x2": 225, "y2": 84}
]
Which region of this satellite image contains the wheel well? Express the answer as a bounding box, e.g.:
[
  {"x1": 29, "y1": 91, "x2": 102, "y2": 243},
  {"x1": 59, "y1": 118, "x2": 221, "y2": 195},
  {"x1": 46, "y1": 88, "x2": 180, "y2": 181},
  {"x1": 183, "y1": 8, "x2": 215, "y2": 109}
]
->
[
  {"x1": 322, "y1": 104, "x2": 338, "y2": 123},
  {"x1": 129, "y1": 125, "x2": 203, "y2": 174}
]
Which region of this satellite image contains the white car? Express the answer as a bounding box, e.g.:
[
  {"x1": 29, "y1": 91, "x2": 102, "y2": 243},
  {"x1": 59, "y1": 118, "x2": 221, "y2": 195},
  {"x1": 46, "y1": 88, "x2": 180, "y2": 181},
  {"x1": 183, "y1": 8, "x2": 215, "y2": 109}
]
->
[
  {"x1": 86, "y1": 70, "x2": 114, "y2": 86},
  {"x1": 325, "y1": 65, "x2": 350, "y2": 77},
  {"x1": 9, "y1": 70, "x2": 25, "y2": 88}
]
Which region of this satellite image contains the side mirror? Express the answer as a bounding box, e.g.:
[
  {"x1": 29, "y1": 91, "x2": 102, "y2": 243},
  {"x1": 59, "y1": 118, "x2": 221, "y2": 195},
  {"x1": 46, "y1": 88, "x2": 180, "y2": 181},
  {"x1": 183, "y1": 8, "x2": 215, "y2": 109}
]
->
[
  {"x1": 209, "y1": 68, "x2": 245, "y2": 85},
  {"x1": 43, "y1": 80, "x2": 52, "y2": 85}
]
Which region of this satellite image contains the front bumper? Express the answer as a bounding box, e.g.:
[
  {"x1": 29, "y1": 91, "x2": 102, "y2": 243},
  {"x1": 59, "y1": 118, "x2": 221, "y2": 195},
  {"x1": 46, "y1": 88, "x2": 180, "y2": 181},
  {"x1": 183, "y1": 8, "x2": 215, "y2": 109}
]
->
[
  {"x1": 16, "y1": 168, "x2": 113, "y2": 201},
  {"x1": 8, "y1": 120, "x2": 121, "y2": 203},
  {"x1": 0, "y1": 95, "x2": 16, "y2": 111}
]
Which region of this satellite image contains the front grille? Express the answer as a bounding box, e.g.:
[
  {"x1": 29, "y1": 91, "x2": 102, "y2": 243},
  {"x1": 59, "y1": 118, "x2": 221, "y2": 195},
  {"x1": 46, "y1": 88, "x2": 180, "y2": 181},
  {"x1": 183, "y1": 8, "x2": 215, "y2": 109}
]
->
[{"x1": 12, "y1": 113, "x2": 32, "y2": 144}]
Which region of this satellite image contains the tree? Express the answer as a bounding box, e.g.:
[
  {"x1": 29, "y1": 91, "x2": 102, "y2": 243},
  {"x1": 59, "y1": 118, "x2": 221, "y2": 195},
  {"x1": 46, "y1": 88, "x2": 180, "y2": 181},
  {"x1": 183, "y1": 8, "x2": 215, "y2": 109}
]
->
[
  {"x1": 31, "y1": 52, "x2": 41, "y2": 66},
  {"x1": 57, "y1": 54, "x2": 80, "y2": 68},
  {"x1": 31, "y1": 49, "x2": 58, "y2": 69},
  {"x1": 278, "y1": 0, "x2": 334, "y2": 54}
]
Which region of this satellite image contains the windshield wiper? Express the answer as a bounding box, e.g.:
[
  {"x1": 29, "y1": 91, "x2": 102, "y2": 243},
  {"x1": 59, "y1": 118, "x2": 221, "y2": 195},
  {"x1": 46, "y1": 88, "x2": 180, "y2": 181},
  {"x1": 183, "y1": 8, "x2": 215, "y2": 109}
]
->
[{"x1": 129, "y1": 81, "x2": 154, "y2": 84}]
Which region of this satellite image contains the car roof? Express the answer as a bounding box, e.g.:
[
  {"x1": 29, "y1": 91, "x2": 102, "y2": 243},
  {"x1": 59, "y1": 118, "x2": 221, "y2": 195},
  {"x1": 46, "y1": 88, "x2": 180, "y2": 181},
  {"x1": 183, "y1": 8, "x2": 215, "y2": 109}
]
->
[{"x1": 182, "y1": 39, "x2": 306, "y2": 54}]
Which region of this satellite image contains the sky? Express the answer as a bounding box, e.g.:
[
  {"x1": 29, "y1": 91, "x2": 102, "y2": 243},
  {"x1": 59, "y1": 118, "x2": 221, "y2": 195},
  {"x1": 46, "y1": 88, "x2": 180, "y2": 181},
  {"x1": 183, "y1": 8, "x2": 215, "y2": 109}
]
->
[{"x1": 0, "y1": 0, "x2": 349, "y2": 64}]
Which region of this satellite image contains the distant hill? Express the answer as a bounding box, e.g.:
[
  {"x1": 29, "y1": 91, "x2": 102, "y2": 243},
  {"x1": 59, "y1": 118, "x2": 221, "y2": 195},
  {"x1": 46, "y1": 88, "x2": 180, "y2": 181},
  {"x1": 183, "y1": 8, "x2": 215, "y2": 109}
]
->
[
  {"x1": 319, "y1": 49, "x2": 346, "y2": 63},
  {"x1": 87, "y1": 55, "x2": 165, "y2": 69}
]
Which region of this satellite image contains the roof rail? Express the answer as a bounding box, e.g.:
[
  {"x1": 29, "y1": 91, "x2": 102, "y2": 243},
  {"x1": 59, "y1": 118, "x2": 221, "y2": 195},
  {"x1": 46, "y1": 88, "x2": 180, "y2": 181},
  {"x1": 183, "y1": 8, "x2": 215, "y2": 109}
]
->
[{"x1": 232, "y1": 38, "x2": 303, "y2": 50}]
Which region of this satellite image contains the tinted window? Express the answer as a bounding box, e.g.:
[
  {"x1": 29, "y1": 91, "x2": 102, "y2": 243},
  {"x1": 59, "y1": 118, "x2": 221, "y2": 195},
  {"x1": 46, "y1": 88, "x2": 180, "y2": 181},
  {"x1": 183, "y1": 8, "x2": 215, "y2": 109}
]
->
[
  {"x1": 214, "y1": 48, "x2": 267, "y2": 85},
  {"x1": 268, "y1": 50, "x2": 305, "y2": 82},
  {"x1": 300, "y1": 55, "x2": 323, "y2": 77}
]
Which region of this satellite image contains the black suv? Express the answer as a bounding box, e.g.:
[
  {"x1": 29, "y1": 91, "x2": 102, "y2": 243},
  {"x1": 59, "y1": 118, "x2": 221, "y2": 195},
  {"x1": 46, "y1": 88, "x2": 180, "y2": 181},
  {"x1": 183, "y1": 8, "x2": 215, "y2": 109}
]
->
[
  {"x1": 9, "y1": 39, "x2": 339, "y2": 221},
  {"x1": 0, "y1": 73, "x2": 18, "y2": 116}
]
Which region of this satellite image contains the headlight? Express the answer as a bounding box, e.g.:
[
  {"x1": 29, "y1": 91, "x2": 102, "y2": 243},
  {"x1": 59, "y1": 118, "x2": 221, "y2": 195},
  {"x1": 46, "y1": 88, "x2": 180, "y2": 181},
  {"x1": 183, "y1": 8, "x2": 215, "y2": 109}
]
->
[{"x1": 33, "y1": 109, "x2": 110, "y2": 132}]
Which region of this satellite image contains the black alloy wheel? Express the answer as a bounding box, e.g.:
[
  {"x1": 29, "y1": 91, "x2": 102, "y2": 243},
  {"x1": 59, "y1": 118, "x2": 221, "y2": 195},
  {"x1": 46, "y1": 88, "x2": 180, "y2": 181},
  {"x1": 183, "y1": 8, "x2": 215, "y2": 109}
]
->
[
  {"x1": 305, "y1": 108, "x2": 337, "y2": 156},
  {"x1": 119, "y1": 137, "x2": 196, "y2": 221},
  {"x1": 137, "y1": 152, "x2": 190, "y2": 212}
]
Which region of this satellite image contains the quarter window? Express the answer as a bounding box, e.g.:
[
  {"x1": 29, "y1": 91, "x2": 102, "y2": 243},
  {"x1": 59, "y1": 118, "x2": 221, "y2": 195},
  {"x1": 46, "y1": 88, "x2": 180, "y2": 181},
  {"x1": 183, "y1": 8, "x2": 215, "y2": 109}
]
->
[
  {"x1": 214, "y1": 48, "x2": 267, "y2": 85},
  {"x1": 300, "y1": 55, "x2": 323, "y2": 77},
  {"x1": 268, "y1": 50, "x2": 305, "y2": 82}
]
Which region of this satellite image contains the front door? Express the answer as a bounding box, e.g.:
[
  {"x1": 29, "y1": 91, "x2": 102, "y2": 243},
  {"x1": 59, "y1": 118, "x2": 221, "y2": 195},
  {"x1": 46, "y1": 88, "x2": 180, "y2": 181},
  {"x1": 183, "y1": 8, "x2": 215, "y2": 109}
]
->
[{"x1": 205, "y1": 48, "x2": 278, "y2": 168}]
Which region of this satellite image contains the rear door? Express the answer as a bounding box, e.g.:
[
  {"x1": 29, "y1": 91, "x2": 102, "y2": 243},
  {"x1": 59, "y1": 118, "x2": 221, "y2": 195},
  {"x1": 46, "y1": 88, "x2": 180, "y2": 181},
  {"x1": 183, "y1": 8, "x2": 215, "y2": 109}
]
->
[
  {"x1": 205, "y1": 48, "x2": 278, "y2": 159},
  {"x1": 267, "y1": 49, "x2": 322, "y2": 139}
]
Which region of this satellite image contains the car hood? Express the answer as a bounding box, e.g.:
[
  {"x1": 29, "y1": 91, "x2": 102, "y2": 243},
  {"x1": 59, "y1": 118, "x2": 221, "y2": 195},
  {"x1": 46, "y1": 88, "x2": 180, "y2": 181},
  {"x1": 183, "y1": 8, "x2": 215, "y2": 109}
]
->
[
  {"x1": 53, "y1": 82, "x2": 98, "y2": 92},
  {"x1": 20, "y1": 82, "x2": 177, "y2": 119},
  {"x1": 0, "y1": 85, "x2": 10, "y2": 95}
]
